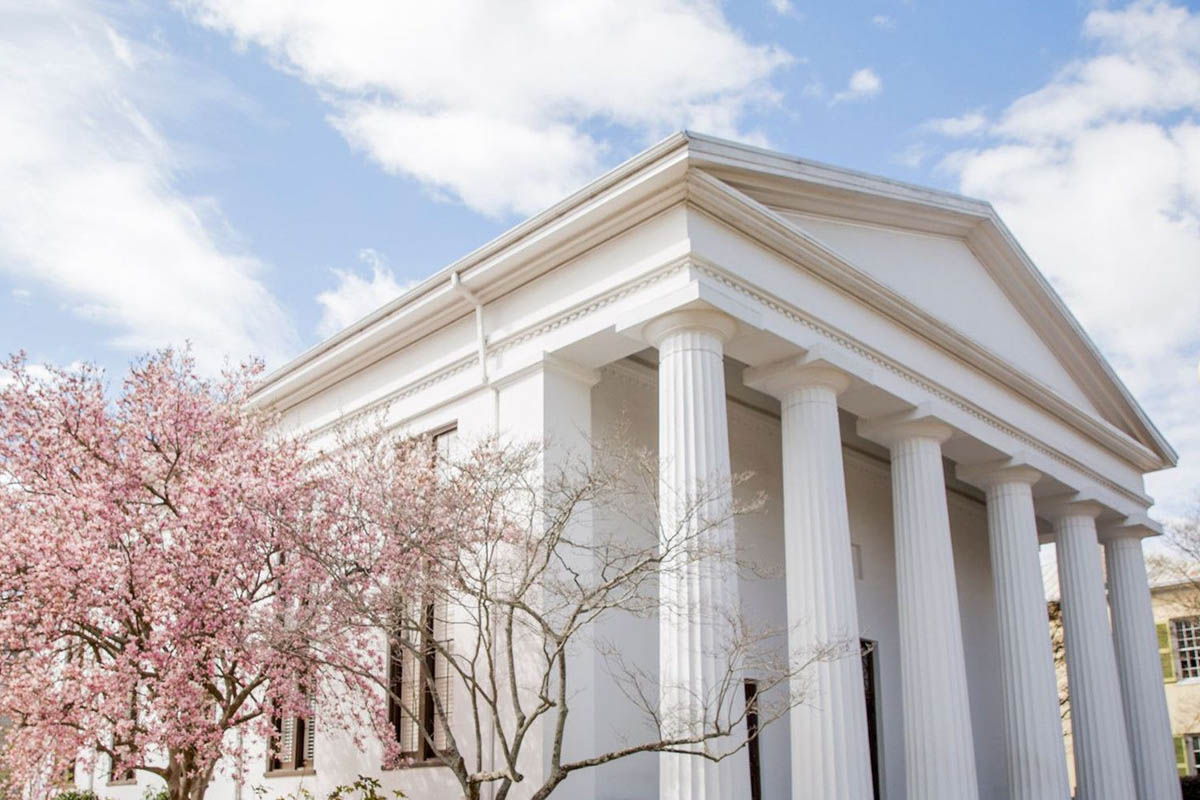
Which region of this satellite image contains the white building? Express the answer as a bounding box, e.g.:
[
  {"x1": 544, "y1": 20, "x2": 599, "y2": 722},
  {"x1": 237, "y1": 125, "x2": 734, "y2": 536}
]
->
[{"x1": 164, "y1": 134, "x2": 1182, "y2": 799}]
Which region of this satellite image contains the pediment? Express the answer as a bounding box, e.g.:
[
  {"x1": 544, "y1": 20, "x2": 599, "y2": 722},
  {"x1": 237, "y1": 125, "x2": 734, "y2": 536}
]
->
[
  {"x1": 684, "y1": 134, "x2": 1174, "y2": 469},
  {"x1": 777, "y1": 212, "x2": 1104, "y2": 419}
]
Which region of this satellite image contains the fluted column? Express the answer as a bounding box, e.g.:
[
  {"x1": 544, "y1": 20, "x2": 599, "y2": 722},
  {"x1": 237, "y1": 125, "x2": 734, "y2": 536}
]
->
[
  {"x1": 745, "y1": 359, "x2": 873, "y2": 800},
  {"x1": 962, "y1": 464, "x2": 1069, "y2": 799},
  {"x1": 859, "y1": 416, "x2": 980, "y2": 800},
  {"x1": 1051, "y1": 503, "x2": 1136, "y2": 800},
  {"x1": 648, "y1": 309, "x2": 749, "y2": 800},
  {"x1": 1106, "y1": 532, "x2": 1182, "y2": 800}
]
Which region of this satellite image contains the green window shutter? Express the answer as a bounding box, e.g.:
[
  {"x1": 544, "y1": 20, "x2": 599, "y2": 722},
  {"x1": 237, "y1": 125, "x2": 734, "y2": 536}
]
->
[
  {"x1": 1176, "y1": 736, "x2": 1189, "y2": 776},
  {"x1": 1159, "y1": 622, "x2": 1177, "y2": 683}
]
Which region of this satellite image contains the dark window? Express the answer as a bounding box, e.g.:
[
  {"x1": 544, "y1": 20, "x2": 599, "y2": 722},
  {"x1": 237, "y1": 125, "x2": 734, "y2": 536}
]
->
[
  {"x1": 267, "y1": 708, "x2": 314, "y2": 773},
  {"x1": 862, "y1": 639, "x2": 880, "y2": 800},
  {"x1": 744, "y1": 680, "x2": 762, "y2": 800},
  {"x1": 385, "y1": 428, "x2": 456, "y2": 765},
  {"x1": 387, "y1": 597, "x2": 453, "y2": 762}
]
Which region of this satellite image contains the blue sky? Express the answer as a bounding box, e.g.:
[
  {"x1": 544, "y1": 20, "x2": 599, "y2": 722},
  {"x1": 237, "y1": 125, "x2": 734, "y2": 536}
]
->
[{"x1": 2, "y1": 0, "x2": 1199, "y2": 519}]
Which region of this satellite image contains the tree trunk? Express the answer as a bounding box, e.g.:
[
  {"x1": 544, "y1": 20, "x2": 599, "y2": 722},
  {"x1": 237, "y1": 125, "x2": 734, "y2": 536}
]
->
[{"x1": 165, "y1": 748, "x2": 214, "y2": 800}]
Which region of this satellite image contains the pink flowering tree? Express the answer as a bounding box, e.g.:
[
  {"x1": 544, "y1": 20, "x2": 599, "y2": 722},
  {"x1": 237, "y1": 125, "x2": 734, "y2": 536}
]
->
[{"x1": 0, "y1": 350, "x2": 324, "y2": 800}]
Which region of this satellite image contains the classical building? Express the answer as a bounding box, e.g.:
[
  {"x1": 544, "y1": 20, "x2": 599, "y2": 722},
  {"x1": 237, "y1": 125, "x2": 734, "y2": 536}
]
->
[{"x1": 91, "y1": 133, "x2": 1181, "y2": 800}]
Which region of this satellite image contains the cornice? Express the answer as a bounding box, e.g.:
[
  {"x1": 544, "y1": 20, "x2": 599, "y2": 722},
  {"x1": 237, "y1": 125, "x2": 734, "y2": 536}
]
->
[
  {"x1": 964, "y1": 218, "x2": 1176, "y2": 466},
  {"x1": 251, "y1": 134, "x2": 693, "y2": 412},
  {"x1": 252, "y1": 131, "x2": 1171, "y2": 485},
  {"x1": 681, "y1": 170, "x2": 1166, "y2": 474},
  {"x1": 282, "y1": 246, "x2": 1153, "y2": 512},
  {"x1": 681, "y1": 143, "x2": 1173, "y2": 468},
  {"x1": 684, "y1": 256, "x2": 1151, "y2": 510}
]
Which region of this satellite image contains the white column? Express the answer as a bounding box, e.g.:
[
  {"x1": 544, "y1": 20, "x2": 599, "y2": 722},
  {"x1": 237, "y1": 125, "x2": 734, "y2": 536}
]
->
[
  {"x1": 648, "y1": 309, "x2": 749, "y2": 800},
  {"x1": 964, "y1": 465, "x2": 1070, "y2": 799},
  {"x1": 745, "y1": 360, "x2": 873, "y2": 800},
  {"x1": 860, "y1": 416, "x2": 980, "y2": 800},
  {"x1": 1106, "y1": 532, "x2": 1182, "y2": 800},
  {"x1": 1051, "y1": 503, "x2": 1137, "y2": 800}
]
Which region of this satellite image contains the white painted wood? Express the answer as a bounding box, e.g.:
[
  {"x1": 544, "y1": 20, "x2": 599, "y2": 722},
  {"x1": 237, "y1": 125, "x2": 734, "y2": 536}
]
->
[
  {"x1": 1106, "y1": 535, "x2": 1183, "y2": 800},
  {"x1": 1052, "y1": 506, "x2": 1137, "y2": 800},
  {"x1": 744, "y1": 360, "x2": 874, "y2": 800},
  {"x1": 862, "y1": 417, "x2": 981, "y2": 800},
  {"x1": 975, "y1": 466, "x2": 1071, "y2": 799},
  {"x1": 649, "y1": 309, "x2": 750, "y2": 800}
]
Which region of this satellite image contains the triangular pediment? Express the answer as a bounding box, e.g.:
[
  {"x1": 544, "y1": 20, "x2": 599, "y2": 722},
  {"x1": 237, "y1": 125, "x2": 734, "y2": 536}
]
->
[
  {"x1": 778, "y1": 212, "x2": 1103, "y2": 418},
  {"x1": 682, "y1": 132, "x2": 1174, "y2": 468}
]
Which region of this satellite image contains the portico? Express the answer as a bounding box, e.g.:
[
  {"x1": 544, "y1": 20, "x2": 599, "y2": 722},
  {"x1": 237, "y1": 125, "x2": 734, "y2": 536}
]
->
[
  {"x1": 248, "y1": 133, "x2": 1179, "y2": 800},
  {"x1": 602, "y1": 283, "x2": 1175, "y2": 800}
]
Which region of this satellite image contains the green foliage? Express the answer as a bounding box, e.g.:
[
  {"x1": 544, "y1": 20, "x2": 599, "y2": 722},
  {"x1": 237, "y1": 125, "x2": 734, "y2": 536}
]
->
[
  {"x1": 252, "y1": 776, "x2": 404, "y2": 800},
  {"x1": 51, "y1": 790, "x2": 100, "y2": 800},
  {"x1": 140, "y1": 786, "x2": 168, "y2": 800}
]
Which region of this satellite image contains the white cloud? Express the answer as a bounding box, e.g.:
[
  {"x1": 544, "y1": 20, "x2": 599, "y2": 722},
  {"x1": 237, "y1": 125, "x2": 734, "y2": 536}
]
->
[
  {"x1": 179, "y1": 0, "x2": 793, "y2": 218},
  {"x1": 770, "y1": 0, "x2": 794, "y2": 14},
  {"x1": 832, "y1": 67, "x2": 882, "y2": 104},
  {"x1": 0, "y1": 1, "x2": 297, "y2": 371},
  {"x1": 896, "y1": 142, "x2": 930, "y2": 168},
  {"x1": 922, "y1": 110, "x2": 988, "y2": 136},
  {"x1": 938, "y1": 1, "x2": 1200, "y2": 517},
  {"x1": 315, "y1": 250, "x2": 413, "y2": 339},
  {"x1": 871, "y1": 14, "x2": 895, "y2": 29}
]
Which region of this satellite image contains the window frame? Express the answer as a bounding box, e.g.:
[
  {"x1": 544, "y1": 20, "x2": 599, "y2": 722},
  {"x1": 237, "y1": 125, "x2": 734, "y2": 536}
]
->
[
  {"x1": 385, "y1": 596, "x2": 453, "y2": 765},
  {"x1": 265, "y1": 705, "x2": 315, "y2": 776},
  {"x1": 384, "y1": 427, "x2": 456, "y2": 768},
  {"x1": 1174, "y1": 617, "x2": 1200, "y2": 681}
]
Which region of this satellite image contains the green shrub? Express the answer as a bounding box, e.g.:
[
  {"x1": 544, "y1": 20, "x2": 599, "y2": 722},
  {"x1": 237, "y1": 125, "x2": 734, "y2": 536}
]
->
[
  {"x1": 327, "y1": 776, "x2": 403, "y2": 800},
  {"x1": 52, "y1": 790, "x2": 100, "y2": 800},
  {"x1": 253, "y1": 775, "x2": 404, "y2": 800}
]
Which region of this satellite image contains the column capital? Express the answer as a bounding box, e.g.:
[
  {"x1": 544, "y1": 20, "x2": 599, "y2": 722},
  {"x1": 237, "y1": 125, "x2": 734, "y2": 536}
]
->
[
  {"x1": 1037, "y1": 492, "x2": 1108, "y2": 526},
  {"x1": 857, "y1": 407, "x2": 953, "y2": 448},
  {"x1": 642, "y1": 307, "x2": 739, "y2": 348},
  {"x1": 955, "y1": 457, "x2": 1041, "y2": 490},
  {"x1": 1099, "y1": 514, "x2": 1163, "y2": 543},
  {"x1": 743, "y1": 357, "x2": 852, "y2": 399}
]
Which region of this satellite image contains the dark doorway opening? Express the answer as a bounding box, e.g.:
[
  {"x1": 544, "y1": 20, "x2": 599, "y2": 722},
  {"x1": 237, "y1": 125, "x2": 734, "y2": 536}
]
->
[
  {"x1": 862, "y1": 639, "x2": 881, "y2": 800},
  {"x1": 745, "y1": 680, "x2": 762, "y2": 800}
]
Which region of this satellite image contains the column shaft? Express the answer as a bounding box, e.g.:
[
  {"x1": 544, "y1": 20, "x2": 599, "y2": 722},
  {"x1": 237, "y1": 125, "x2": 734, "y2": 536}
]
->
[
  {"x1": 779, "y1": 375, "x2": 873, "y2": 799},
  {"x1": 1106, "y1": 535, "x2": 1182, "y2": 800},
  {"x1": 654, "y1": 313, "x2": 748, "y2": 800},
  {"x1": 889, "y1": 426, "x2": 980, "y2": 800},
  {"x1": 985, "y1": 476, "x2": 1070, "y2": 799},
  {"x1": 1055, "y1": 514, "x2": 1136, "y2": 800}
]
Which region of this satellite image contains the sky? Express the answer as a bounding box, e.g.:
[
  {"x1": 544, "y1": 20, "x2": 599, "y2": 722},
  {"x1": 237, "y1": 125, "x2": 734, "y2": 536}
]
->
[{"x1": 1, "y1": 0, "x2": 1198, "y2": 521}]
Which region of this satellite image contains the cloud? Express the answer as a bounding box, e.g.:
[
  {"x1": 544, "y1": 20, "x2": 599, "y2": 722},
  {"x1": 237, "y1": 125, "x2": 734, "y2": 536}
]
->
[
  {"x1": 0, "y1": 2, "x2": 297, "y2": 371},
  {"x1": 770, "y1": 0, "x2": 804, "y2": 17},
  {"x1": 315, "y1": 250, "x2": 413, "y2": 339},
  {"x1": 937, "y1": 1, "x2": 1200, "y2": 517},
  {"x1": 870, "y1": 14, "x2": 896, "y2": 29},
  {"x1": 179, "y1": 0, "x2": 793, "y2": 218},
  {"x1": 832, "y1": 68, "x2": 882, "y2": 104},
  {"x1": 921, "y1": 110, "x2": 988, "y2": 136},
  {"x1": 896, "y1": 142, "x2": 931, "y2": 168}
]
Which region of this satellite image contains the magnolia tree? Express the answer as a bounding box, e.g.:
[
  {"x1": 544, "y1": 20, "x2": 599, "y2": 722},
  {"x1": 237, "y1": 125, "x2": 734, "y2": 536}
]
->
[
  {"x1": 0, "y1": 351, "x2": 326, "y2": 800},
  {"x1": 294, "y1": 423, "x2": 837, "y2": 800}
]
